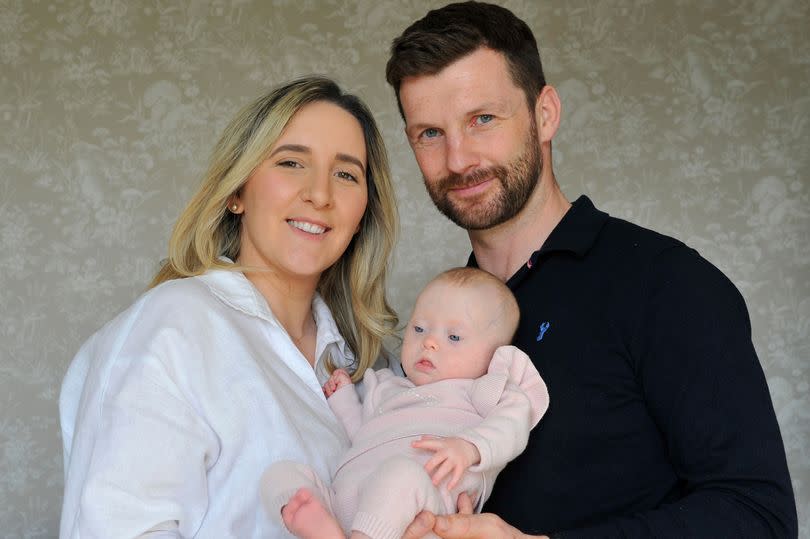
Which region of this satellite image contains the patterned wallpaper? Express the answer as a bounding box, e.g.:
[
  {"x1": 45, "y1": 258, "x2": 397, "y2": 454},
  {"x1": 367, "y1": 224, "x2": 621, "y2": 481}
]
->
[{"x1": 1, "y1": 0, "x2": 808, "y2": 537}]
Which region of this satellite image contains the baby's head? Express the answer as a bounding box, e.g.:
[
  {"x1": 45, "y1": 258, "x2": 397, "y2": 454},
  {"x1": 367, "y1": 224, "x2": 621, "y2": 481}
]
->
[{"x1": 401, "y1": 267, "x2": 519, "y2": 386}]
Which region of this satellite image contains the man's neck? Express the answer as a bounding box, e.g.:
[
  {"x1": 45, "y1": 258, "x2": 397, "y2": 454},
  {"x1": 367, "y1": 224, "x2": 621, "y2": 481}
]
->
[{"x1": 469, "y1": 175, "x2": 571, "y2": 282}]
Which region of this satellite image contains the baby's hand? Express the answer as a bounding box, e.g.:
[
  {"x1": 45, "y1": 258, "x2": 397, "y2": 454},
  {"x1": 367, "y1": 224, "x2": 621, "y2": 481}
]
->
[
  {"x1": 412, "y1": 436, "x2": 481, "y2": 490},
  {"x1": 323, "y1": 368, "x2": 352, "y2": 398}
]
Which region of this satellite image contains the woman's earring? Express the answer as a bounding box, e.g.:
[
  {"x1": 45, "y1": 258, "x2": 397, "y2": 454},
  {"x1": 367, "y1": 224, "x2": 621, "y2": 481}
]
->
[{"x1": 230, "y1": 203, "x2": 239, "y2": 213}]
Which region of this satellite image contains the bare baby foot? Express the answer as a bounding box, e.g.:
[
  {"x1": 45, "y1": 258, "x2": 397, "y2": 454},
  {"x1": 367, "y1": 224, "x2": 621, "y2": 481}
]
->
[{"x1": 282, "y1": 487, "x2": 345, "y2": 539}]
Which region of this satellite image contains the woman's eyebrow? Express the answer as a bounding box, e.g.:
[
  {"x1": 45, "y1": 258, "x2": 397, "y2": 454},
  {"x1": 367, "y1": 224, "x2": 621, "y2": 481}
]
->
[
  {"x1": 269, "y1": 143, "x2": 310, "y2": 157},
  {"x1": 336, "y1": 153, "x2": 365, "y2": 175},
  {"x1": 268, "y1": 144, "x2": 365, "y2": 175}
]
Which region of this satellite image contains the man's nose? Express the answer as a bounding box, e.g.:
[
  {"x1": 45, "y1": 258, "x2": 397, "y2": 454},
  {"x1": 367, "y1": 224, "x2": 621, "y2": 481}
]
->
[{"x1": 445, "y1": 132, "x2": 479, "y2": 176}]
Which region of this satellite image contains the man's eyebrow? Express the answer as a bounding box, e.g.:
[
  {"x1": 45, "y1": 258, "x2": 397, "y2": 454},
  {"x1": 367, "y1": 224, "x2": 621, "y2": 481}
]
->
[
  {"x1": 268, "y1": 144, "x2": 365, "y2": 175},
  {"x1": 406, "y1": 122, "x2": 447, "y2": 143},
  {"x1": 468, "y1": 101, "x2": 507, "y2": 116}
]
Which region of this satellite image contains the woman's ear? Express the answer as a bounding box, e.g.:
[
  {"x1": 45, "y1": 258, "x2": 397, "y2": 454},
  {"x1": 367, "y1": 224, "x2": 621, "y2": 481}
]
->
[{"x1": 228, "y1": 197, "x2": 243, "y2": 214}]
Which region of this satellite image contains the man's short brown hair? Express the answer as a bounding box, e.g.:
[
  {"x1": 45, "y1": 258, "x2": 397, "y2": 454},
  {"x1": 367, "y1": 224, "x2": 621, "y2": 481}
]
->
[{"x1": 386, "y1": 1, "x2": 547, "y2": 118}]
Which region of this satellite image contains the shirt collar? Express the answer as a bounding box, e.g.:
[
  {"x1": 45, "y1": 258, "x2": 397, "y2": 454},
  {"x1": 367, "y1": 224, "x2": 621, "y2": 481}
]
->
[
  {"x1": 466, "y1": 195, "x2": 609, "y2": 268},
  {"x1": 198, "y1": 263, "x2": 269, "y2": 320},
  {"x1": 198, "y1": 263, "x2": 355, "y2": 370},
  {"x1": 536, "y1": 195, "x2": 608, "y2": 258}
]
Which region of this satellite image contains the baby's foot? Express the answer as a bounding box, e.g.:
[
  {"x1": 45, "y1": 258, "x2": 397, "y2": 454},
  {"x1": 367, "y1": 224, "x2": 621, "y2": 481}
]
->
[{"x1": 282, "y1": 487, "x2": 345, "y2": 539}]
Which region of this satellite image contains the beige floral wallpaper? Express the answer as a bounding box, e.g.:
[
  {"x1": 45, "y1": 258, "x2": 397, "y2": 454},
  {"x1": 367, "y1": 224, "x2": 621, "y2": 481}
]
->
[{"x1": 1, "y1": 0, "x2": 808, "y2": 537}]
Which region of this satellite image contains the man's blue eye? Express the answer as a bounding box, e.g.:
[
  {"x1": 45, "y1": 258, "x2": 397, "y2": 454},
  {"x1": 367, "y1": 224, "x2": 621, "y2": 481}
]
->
[
  {"x1": 414, "y1": 325, "x2": 424, "y2": 333},
  {"x1": 448, "y1": 334, "x2": 460, "y2": 342},
  {"x1": 422, "y1": 128, "x2": 440, "y2": 138},
  {"x1": 476, "y1": 114, "x2": 494, "y2": 125}
]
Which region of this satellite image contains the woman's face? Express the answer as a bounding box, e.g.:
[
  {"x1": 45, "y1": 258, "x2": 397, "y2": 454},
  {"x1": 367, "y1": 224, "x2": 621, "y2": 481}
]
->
[{"x1": 234, "y1": 101, "x2": 368, "y2": 284}]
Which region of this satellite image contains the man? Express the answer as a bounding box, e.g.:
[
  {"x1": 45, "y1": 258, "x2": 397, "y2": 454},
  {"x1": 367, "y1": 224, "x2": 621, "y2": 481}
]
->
[{"x1": 389, "y1": 2, "x2": 797, "y2": 538}]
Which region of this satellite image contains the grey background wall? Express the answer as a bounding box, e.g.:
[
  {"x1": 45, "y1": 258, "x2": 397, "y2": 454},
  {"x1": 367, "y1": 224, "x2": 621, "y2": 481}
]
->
[{"x1": 1, "y1": 1, "x2": 808, "y2": 537}]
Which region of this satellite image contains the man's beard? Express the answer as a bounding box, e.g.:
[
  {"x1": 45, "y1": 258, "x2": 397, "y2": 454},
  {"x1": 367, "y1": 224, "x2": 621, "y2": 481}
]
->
[{"x1": 424, "y1": 120, "x2": 542, "y2": 231}]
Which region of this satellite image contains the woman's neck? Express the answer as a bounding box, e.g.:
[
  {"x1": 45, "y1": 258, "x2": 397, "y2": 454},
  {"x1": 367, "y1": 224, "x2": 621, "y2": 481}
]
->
[{"x1": 241, "y1": 268, "x2": 320, "y2": 363}]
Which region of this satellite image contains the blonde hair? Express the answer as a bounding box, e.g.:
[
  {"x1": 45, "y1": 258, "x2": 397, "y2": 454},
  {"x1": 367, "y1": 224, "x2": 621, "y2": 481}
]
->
[
  {"x1": 150, "y1": 76, "x2": 399, "y2": 381},
  {"x1": 429, "y1": 267, "x2": 520, "y2": 341}
]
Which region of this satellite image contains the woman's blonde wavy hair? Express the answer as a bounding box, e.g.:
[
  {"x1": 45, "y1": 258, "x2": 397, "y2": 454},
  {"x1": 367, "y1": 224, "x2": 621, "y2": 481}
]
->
[{"x1": 149, "y1": 76, "x2": 399, "y2": 381}]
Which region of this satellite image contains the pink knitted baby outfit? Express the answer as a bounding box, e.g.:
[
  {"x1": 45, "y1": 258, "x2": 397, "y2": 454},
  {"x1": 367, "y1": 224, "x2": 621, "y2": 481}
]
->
[{"x1": 262, "y1": 345, "x2": 549, "y2": 539}]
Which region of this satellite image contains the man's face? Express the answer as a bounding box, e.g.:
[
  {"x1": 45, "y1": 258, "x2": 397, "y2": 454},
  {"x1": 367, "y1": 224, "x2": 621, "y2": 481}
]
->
[{"x1": 399, "y1": 48, "x2": 542, "y2": 230}]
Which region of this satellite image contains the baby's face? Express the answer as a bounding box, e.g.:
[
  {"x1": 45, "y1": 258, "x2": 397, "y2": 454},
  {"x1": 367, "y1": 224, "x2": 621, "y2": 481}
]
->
[{"x1": 401, "y1": 281, "x2": 506, "y2": 386}]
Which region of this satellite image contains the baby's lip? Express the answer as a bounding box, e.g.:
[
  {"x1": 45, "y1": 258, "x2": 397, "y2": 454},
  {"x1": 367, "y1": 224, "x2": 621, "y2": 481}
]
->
[{"x1": 414, "y1": 358, "x2": 435, "y2": 371}]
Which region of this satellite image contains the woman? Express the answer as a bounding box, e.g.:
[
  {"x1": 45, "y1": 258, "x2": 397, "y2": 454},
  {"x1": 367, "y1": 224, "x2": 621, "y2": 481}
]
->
[{"x1": 59, "y1": 76, "x2": 399, "y2": 538}]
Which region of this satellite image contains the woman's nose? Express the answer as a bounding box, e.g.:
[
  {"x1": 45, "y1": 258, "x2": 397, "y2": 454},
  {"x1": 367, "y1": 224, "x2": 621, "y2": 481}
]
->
[{"x1": 302, "y1": 170, "x2": 333, "y2": 208}]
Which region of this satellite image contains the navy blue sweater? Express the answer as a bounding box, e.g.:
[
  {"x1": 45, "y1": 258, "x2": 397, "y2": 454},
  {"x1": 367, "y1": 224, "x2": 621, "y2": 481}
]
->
[{"x1": 480, "y1": 196, "x2": 797, "y2": 538}]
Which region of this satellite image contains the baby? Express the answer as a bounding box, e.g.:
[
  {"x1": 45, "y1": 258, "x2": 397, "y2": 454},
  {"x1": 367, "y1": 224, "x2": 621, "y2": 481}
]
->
[{"x1": 262, "y1": 267, "x2": 549, "y2": 539}]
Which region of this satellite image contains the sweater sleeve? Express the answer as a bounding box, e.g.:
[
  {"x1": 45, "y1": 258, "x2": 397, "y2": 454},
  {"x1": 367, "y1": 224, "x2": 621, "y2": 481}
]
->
[
  {"x1": 327, "y1": 381, "x2": 364, "y2": 440},
  {"x1": 461, "y1": 346, "x2": 549, "y2": 472},
  {"x1": 553, "y1": 246, "x2": 797, "y2": 539}
]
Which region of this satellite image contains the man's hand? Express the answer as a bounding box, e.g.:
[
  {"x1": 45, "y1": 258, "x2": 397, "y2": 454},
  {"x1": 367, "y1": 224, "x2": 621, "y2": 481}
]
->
[
  {"x1": 405, "y1": 512, "x2": 545, "y2": 539},
  {"x1": 401, "y1": 491, "x2": 475, "y2": 539},
  {"x1": 322, "y1": 368, "x2": 352, "y2": 398},
  {"x1": 412, "y1": 436, "x2": 481, "y2": 490},
  {"x1": 430, "y1": 512, "x2": 541, "y2": 538},
  {"x1": 400, "y1": 492, "x2": 549, "y2": 539}
]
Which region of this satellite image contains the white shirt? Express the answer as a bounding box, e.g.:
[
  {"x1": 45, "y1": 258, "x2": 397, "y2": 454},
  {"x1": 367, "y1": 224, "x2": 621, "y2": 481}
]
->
[{"x1": 59, "y1": 268, "x2": 354, "y2": 538}]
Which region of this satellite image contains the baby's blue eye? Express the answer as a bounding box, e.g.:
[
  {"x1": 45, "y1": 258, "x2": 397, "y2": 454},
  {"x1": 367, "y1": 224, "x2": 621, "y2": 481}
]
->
[
  {"x1": 448, "y1": 334, "x2": 460, "y2": 342},
  {"x1": 413, "y1": 325, "x2": 424, "y2": 333}
]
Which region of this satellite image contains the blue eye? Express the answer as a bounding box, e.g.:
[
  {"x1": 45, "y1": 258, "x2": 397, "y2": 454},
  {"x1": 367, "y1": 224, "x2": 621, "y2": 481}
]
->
[
  {"x1": 422, "y1": 128, "x2": 440, "y2": 139},
  {"x1": 475, "y1": 114, "x2": 494, "y2": 125},
  {"x1": 413, "y1": 325, "x2": 424, "y2": 333},
  {"x1": 448, "y1": 334, "x2": 460, "y2": 342}
]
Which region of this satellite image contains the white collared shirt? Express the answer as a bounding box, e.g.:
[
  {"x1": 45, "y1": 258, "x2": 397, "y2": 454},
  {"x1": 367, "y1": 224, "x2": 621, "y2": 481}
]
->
[{"x1": 59, "y1": 268, "x2": 353, "y2": 538}]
